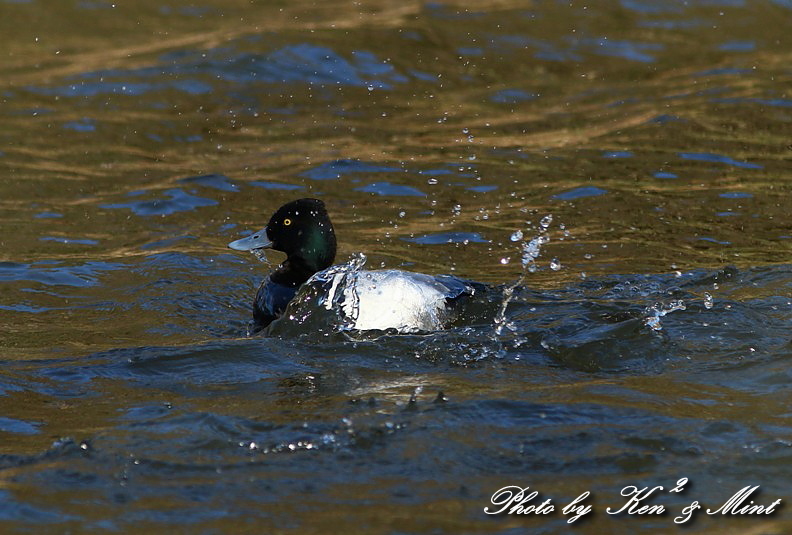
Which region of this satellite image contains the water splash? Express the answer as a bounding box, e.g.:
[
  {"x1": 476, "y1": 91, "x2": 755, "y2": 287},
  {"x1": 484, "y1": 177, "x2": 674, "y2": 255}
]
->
[
  {"x1": 264, "y1": 253, "x2": 370, "y2": 335},
  {"x1": 252, "y1": 248, "x2": 270, "y2": 264},
  {"x1": 493, "y1": 215, "x2": 554, "y2": 337},
  {"x1": 643, "y1": 300, "x2": 686, "y2": 331},
  {"x1": 521, "y1": 233, "x2": 550, "y2": 274},
  {"x1": 320, "y1": 253, "x2": 368, "y2": 331}
]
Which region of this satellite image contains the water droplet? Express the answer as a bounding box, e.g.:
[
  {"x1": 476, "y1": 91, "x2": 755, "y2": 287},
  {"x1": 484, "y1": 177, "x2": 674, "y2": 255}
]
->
[
  {"x1": 550, "y1": 258, "x2": 561, "y2": 271},
  {"x1": 510, "y1": 230, "x2": 523, "y2": 242},
  {"x1": 644, "y1": 300, "x2": 686, "y2": 331},
  {"x1": 500, "y1": 257, "x2": 510, "y2": 264},
  {"x1": 704, "y1": 292, "x2": 714, "y2": 309},
  {"x1": 540, "y1": 214, "x2": 553, "y2": 229},
  {"x1": 253, "y1": 248, "x2": 270, "y2": 264},
  {"x1": 645, "y1": 315, "x2": 663, "y2": 331},
  {"x1": 427, "y1": 178, "x2": 438, "y2": 185},
  {"x1": 399, "y1": 211, "x2": 406, "y2": 217}
]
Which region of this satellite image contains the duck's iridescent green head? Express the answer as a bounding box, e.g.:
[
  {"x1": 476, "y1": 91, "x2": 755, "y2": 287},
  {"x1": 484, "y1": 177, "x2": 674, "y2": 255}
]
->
[{"x1": 229, "y1": 198, "x2": 337, "y2": 276}]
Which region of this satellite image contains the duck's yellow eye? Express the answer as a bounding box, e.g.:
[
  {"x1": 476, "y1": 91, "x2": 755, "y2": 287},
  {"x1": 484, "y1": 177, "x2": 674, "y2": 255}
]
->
[{"x1": 283, "y1": 218, "x2": 292, "y2": 226}]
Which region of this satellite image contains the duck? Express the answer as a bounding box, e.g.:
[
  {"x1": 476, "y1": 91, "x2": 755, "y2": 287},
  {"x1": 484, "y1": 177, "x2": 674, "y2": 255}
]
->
[{"x1": 228, "y1": 198, "x2": 478, "y2": 333}]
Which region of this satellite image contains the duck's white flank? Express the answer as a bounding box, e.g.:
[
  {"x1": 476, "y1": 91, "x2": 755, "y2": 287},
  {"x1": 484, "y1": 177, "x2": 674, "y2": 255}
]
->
[{"x1": 322, "y1": 269, "x2": 458, "y2": 332}]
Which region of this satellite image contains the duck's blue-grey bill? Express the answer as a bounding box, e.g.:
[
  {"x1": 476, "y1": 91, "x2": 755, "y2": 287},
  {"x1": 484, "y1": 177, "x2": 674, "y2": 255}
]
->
[{"x1": 228, "y1": 227, "x2": 272, "y2": 251}]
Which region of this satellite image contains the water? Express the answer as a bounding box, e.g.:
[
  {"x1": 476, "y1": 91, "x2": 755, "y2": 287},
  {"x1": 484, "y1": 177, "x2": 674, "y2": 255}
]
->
[{"x1": 1, "y1": 0, "x2": 791, "y2": 532}]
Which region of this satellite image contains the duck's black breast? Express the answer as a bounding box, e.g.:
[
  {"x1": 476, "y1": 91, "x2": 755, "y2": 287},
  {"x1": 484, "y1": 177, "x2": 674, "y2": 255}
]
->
[{"x1": 253, "y1": 276, "x2": 298, "y2": 327}]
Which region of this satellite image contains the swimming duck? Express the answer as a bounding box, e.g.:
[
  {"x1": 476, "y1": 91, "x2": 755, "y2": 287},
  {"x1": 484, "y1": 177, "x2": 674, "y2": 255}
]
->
[{"x1": 228, "y1": 198, "x2": 476, "y2": 333}]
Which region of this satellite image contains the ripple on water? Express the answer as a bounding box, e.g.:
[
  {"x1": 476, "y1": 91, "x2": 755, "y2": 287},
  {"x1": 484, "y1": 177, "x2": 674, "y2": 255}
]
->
[
  {"x1": 178, "y1": 174, "x2": 239, "y2": 192},
  {"x1": 619, "y1": 0, "x2": 685, "y2": 14},
  {"x1": 0, "y1": 260, "x2": 122, "y2": 287},
  {"x1": 28, "y1": 79, "x2": 212, "y2": 98},
  {"x1": 355, "y1": 182, "x2": 426, "y2": 197},
  {"x1": 490, "y1": 89, "x2": 537, "y2": 103},
  {"x1": 25, "y1": 42, "x2": 410, "y2": 100},
  {"x1": 300, "y1": 159, "x2": 402, "y2": 180},
  {"x1": 100, "y1": 189, "x2": 218, "y2": 216},
  {"x1": 62, "y1": 119, "x2": 96, "y2": 132},
  {"x1": 577, "y1": 37, "x2": 664, "y2": 63},
  {"x1": 695, "y1": 67, "x2": 753, "y2": 76},
  {"x1": 249, "y1": 180, "x2": 305, "y2": 191},
  {"x1": 679, "y1": 152, "x2": 763, "y2": 169},
  {"x1": 551, "y1": 186, "x2": 608, "y2": 200},
  {"x1": 719, "y1": 191, "x2": 753, "y2": 199},
  {"x1": 0, "y1": 416, "x2": 40, "y2": 435},
  {"x1": 466, "y1": 185, "x2": 498, "y2": 192},
  {"x1": 39, "y1": 237, "x2": 99, "y2": 246},
  {"x1": 713, "y1": 97, "x2": 792, "y2": 108},
  {"x1": 0, "y1": 489, "x2": 73, "y2": 524},
  {"x1": 602, "y1": 150, "x2": 633, "y2": 158},
  {"x1": 403, "y1": 232, "x2": 488, "y2": 245},
  {"x1": 489, "y1": 35, "x2": 582, "y2": 62}
]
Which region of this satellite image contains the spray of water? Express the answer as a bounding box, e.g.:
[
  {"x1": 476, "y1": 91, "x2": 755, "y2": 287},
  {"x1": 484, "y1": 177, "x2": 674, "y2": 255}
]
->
[
  {"x1": 493, "y1": 215, "x2": 554, "y2": 338},
  {"x1": 311, "y1": 253, "x2": 364, "y2": 322},
  {"x1": 252, "y1": 248, "x2": 271, "y2": 265},
  {"x1": 643, "y1": 300, "x2": 687, "y2": 331}
]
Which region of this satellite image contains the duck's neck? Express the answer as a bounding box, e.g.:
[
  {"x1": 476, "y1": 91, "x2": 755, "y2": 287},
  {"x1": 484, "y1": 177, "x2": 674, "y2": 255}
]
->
[
  {"x1": 269, "y1": 257, "x2": 320, "y2": 288},
  {"x1": 270, "y1": 228, "x2": 336, "y2": 288}
]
